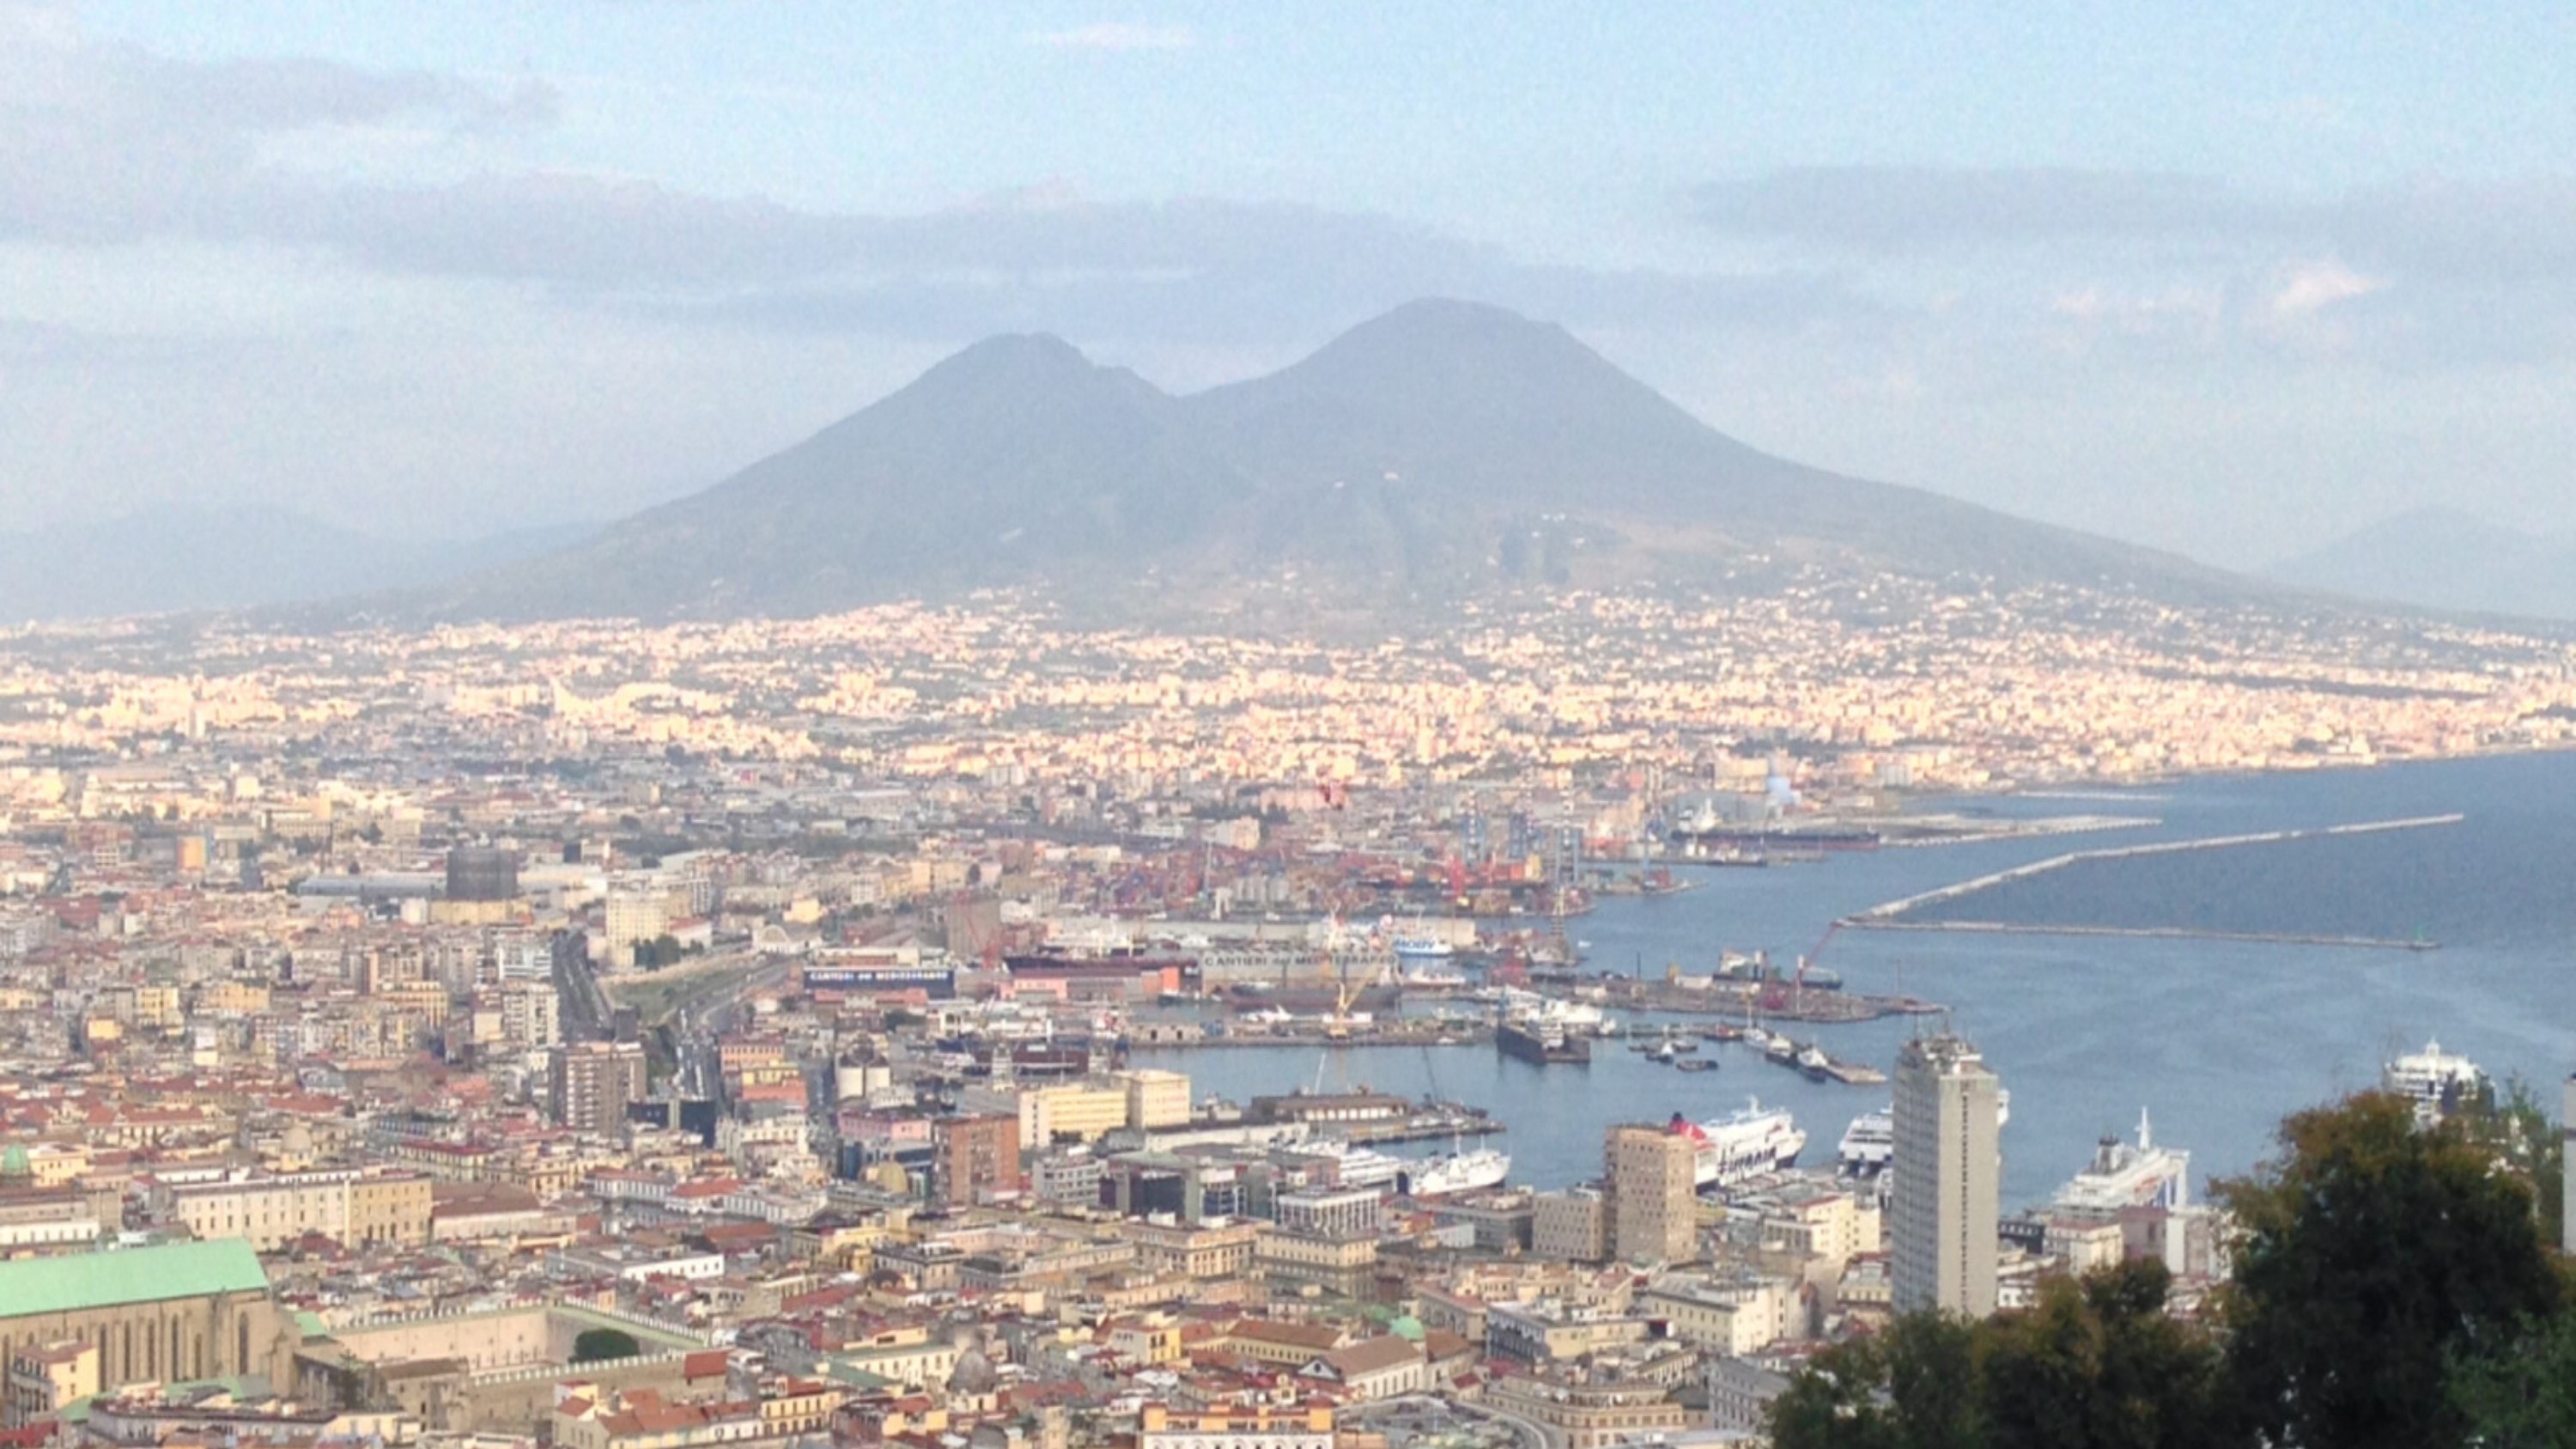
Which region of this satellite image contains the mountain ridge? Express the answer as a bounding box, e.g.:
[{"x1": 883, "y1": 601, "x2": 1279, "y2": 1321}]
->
[
  {"x1": 417, "y1": 298, "x2": 2273, "y2": 624},
  {"x1": 2269, "y1": 508, "x2": 2576, "y2": 622}
]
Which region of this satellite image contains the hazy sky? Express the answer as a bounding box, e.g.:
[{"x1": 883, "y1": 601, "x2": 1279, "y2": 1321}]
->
[{"x1": 7, "y1": 3, "x2": 2576, "y2": 567}]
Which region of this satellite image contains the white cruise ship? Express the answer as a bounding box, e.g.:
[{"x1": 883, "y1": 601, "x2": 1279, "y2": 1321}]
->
[
  {"x1": 2053, "y1": 1110, "x2": 2190, "y2": 1212},
  {"x1": 1398, "y1": 1147, "x2": 1512, "y2": 1197},
  {"x1": 2383, "y1": 1038, "x2": 2488, "y2": 1124},
  {"x1": 1675, "y1": 1101, "x2": 1807, "y2": 1190}
]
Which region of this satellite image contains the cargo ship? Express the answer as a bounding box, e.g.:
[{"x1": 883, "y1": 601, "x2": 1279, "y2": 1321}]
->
[{"x1": 1497, "y1": 1020, "x2": 1591, "y2": 1065}]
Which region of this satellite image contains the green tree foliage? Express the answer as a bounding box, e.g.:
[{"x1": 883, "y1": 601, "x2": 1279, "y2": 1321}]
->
[
  {"x1": 2215, "y1": 1092, "x2": 2559, "y2": 1449},
  {"x1": 2450, "y1": 1075, "x2": 2566, "y2": 1249},
  {"x1": 1771, "y1": 1263, "x2": 2229, "y2": 1449},
  {"x1": 1979, "y1": 1262, "x2": 2236, "y2": 1449},
  {"x1": 1777, "y1": 1091, "x2": 2574, "y2": 1449},
  {"x1": 1770, "y1": 1312, "x2": 1971, "y2": 1449},
  {"x1": 569, "y1": 1327, "x2": 641, "y2": 1363},
  {"x1": 2451, "y1": 1310, "x2": 2576, "y2": 1448}
]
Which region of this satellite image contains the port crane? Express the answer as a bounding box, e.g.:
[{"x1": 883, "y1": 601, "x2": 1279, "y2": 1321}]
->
[{"x1": 1759, "y1": 921, "x2": 1839, "y2": 1014}]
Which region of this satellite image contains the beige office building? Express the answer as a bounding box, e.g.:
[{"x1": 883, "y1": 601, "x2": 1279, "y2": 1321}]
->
[
  {"x1": 1606, "y1": 1124, "x2": 1698, "y2": 1264},
  {"x1": 1893, "y1": 1032, "x2": 2002, "y2": 1317}
]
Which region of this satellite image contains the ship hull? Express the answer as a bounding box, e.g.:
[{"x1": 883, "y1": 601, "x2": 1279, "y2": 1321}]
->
[{"x1": 1497, "y1": 1021, "x2": 1591, "y2": 1065}]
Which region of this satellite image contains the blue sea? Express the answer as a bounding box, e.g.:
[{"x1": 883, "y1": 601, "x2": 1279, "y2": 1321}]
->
[{"x1": 1133, "y1": 752, "x2": 2576, "y2": 1208}]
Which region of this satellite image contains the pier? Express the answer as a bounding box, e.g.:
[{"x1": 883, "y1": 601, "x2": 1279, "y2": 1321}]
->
[
  {"x1": 1145, "y1": 1020, "x2": 1495, "y2": 1050},
  {"x1": 1599, "y1": 977, "x2": 1943, "y2": 1022},
  {"x1": 1842, "y1": 813, "x2": 2464, "y2": 948}
]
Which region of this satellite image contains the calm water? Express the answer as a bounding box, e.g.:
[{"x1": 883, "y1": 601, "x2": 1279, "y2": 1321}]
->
[{"x1": 1136, "y1": 752, "x2": 2576, "y2": 1207}]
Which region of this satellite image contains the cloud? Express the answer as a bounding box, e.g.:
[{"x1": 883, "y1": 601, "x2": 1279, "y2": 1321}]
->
[
  {"x1": 1692, "y1": 167, "x2": 2281, "y2": 251},
  {"x1": 2271, "y1": 259, "x2": 2385, "y2": 316},
  {"x1": 1023, "y1": 22, "x2": 1196, "y2": 52}
]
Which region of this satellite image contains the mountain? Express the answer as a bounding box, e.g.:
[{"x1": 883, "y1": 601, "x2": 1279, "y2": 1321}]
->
[
  {"x1": 0, "y1": 508, "x2": 598, "y2": 624},
  {"x1": 428, "y1": 298, "x2": 2258, "y2": 623},
  {"x1": 2269, "y1": 508, "x2": 2576, "y2": 621}
]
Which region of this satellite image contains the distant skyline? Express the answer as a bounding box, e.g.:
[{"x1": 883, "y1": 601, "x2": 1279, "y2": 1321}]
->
[{"x1": 7, "y1": 2, "x2": 2576, "y2": 568}]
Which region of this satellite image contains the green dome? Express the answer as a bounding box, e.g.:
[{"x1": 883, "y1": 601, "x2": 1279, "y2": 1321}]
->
[{"x1": 0, "y1": 1143, "x2": 30, "y2": 1180}]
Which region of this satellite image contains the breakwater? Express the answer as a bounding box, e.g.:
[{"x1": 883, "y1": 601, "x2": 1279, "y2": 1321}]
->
[{"x1": 1841, "y1": 813, "x2": 2464, "y2": 948}]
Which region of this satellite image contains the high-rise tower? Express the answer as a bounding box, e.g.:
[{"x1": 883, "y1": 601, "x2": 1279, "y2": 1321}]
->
[
  {"x1": 1606, "y1": 1123, "x2": 1699, "y2": 1264},
  {"x1": 1893, "y1": 1032, "x2": 2001, "y2": 1317}
]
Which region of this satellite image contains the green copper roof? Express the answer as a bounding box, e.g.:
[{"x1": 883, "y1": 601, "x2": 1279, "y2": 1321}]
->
[
  {"x1": 0, "y1": 1142, "x2": 28, "y2": 1178},
  {"x1": 0, "y1": 1239, "x2": 270, "y2": 1319}
]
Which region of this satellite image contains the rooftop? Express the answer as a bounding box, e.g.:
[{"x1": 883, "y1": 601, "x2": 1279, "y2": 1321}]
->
[{"x1": 0, "y1": 1239, "x2": 268, "y2": 1319}]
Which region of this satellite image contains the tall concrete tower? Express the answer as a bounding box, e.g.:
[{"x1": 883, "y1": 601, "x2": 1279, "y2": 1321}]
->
[{"x1": 1893, "y1": 1032, "x2": 2002, "y2": 1317}]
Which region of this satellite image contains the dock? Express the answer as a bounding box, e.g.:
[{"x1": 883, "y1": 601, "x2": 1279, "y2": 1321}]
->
[
  {"x1": 1146, "y1": 1020, "x2": 1495, "y2": 1050},
  {"x1": 1600, "y1": 978, "x2": 1942, "y2": 1022}
]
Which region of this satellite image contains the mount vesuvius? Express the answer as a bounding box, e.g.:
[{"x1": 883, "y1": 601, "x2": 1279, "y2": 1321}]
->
[{"x1": 420, "y1": 299, "x2": 2256, "y2": 624}]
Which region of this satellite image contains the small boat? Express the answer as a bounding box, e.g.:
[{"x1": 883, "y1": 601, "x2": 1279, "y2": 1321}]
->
[
  {"x1": 1675, "y1": 1058, "x2": 1719, "y2": 1074},
  {"x1": 1798, "y1": 1044, "x2": 1833, "y2": 1082}
]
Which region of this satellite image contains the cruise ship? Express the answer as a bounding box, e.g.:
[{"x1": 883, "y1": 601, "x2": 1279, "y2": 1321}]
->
[
  {"x1": 2052, "y1": 1110, "x2": 2190, "y2": 1212},
  {"x1": 1674, "y1": 1101, "x2": 1807, "y2": 1190},
  {"x1": 1398, "y1": 1147, "x2": 1512, "y2": 1197},
  {"x1": 2383, "y1": 1038, "x2": 2488, "y2": 1124}
]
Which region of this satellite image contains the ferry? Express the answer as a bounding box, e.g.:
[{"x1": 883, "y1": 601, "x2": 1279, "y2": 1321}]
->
[
  {"x1": 1285, "y1": 1140, "x2": 1405, "y2": 1191},
  {"x1": 1674, "y1": 1101, "x2": 1807, "y2": 1189},
  {"x1": 1838, "y1": 1110, "x2": 1893, "y2": 1177},
  {"x1": 1398, "y1": 1146, "x2": 1512, "y2": 1197}
]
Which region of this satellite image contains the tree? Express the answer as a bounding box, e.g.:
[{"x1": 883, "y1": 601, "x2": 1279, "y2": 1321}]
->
[
  {"x1": 1770, "y1": 1263, "x2": 2230, "y2": 1449},
  {"x1": 2215, "y1": 1092, "x2": 2560, "y2": 1449},
  {"x1": 2450, "y1": 1076, "x2": 2565, "y2": 1250},
  {"x1": 1979, "y1": 1261, "x2": 2237, "y2": 1449},
  {"x1": 2451, "y1": 1311, "x2": 2576, "y2": 1448},
  {"x1": 570, "y1": 1327, "x2": 640, "y2": 1363},
  {"x1": 1771, "y1": 1311, "x2": 1980, "y2": 1449}
]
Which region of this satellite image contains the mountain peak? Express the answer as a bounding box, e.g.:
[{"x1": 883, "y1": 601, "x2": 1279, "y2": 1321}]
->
[{"x1": 426, "y1": 298, "x2": 2263, "y2": 623}]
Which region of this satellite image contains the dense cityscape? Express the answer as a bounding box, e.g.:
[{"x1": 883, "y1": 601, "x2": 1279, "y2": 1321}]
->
[{"x1": 0, "y1": 582, "x2": 2568, "y2": 1447}]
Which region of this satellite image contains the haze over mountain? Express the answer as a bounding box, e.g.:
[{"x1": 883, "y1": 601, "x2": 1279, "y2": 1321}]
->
[
  {"x1": 426, "y1": 299, "x2": 2258, "y2": 624},
  {"x1": 2269, "y1": 508, "x2": 2576, "y2": 622},
  {"x1": 0, "y1": 511, "x2": 595, "y2": 624}
]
